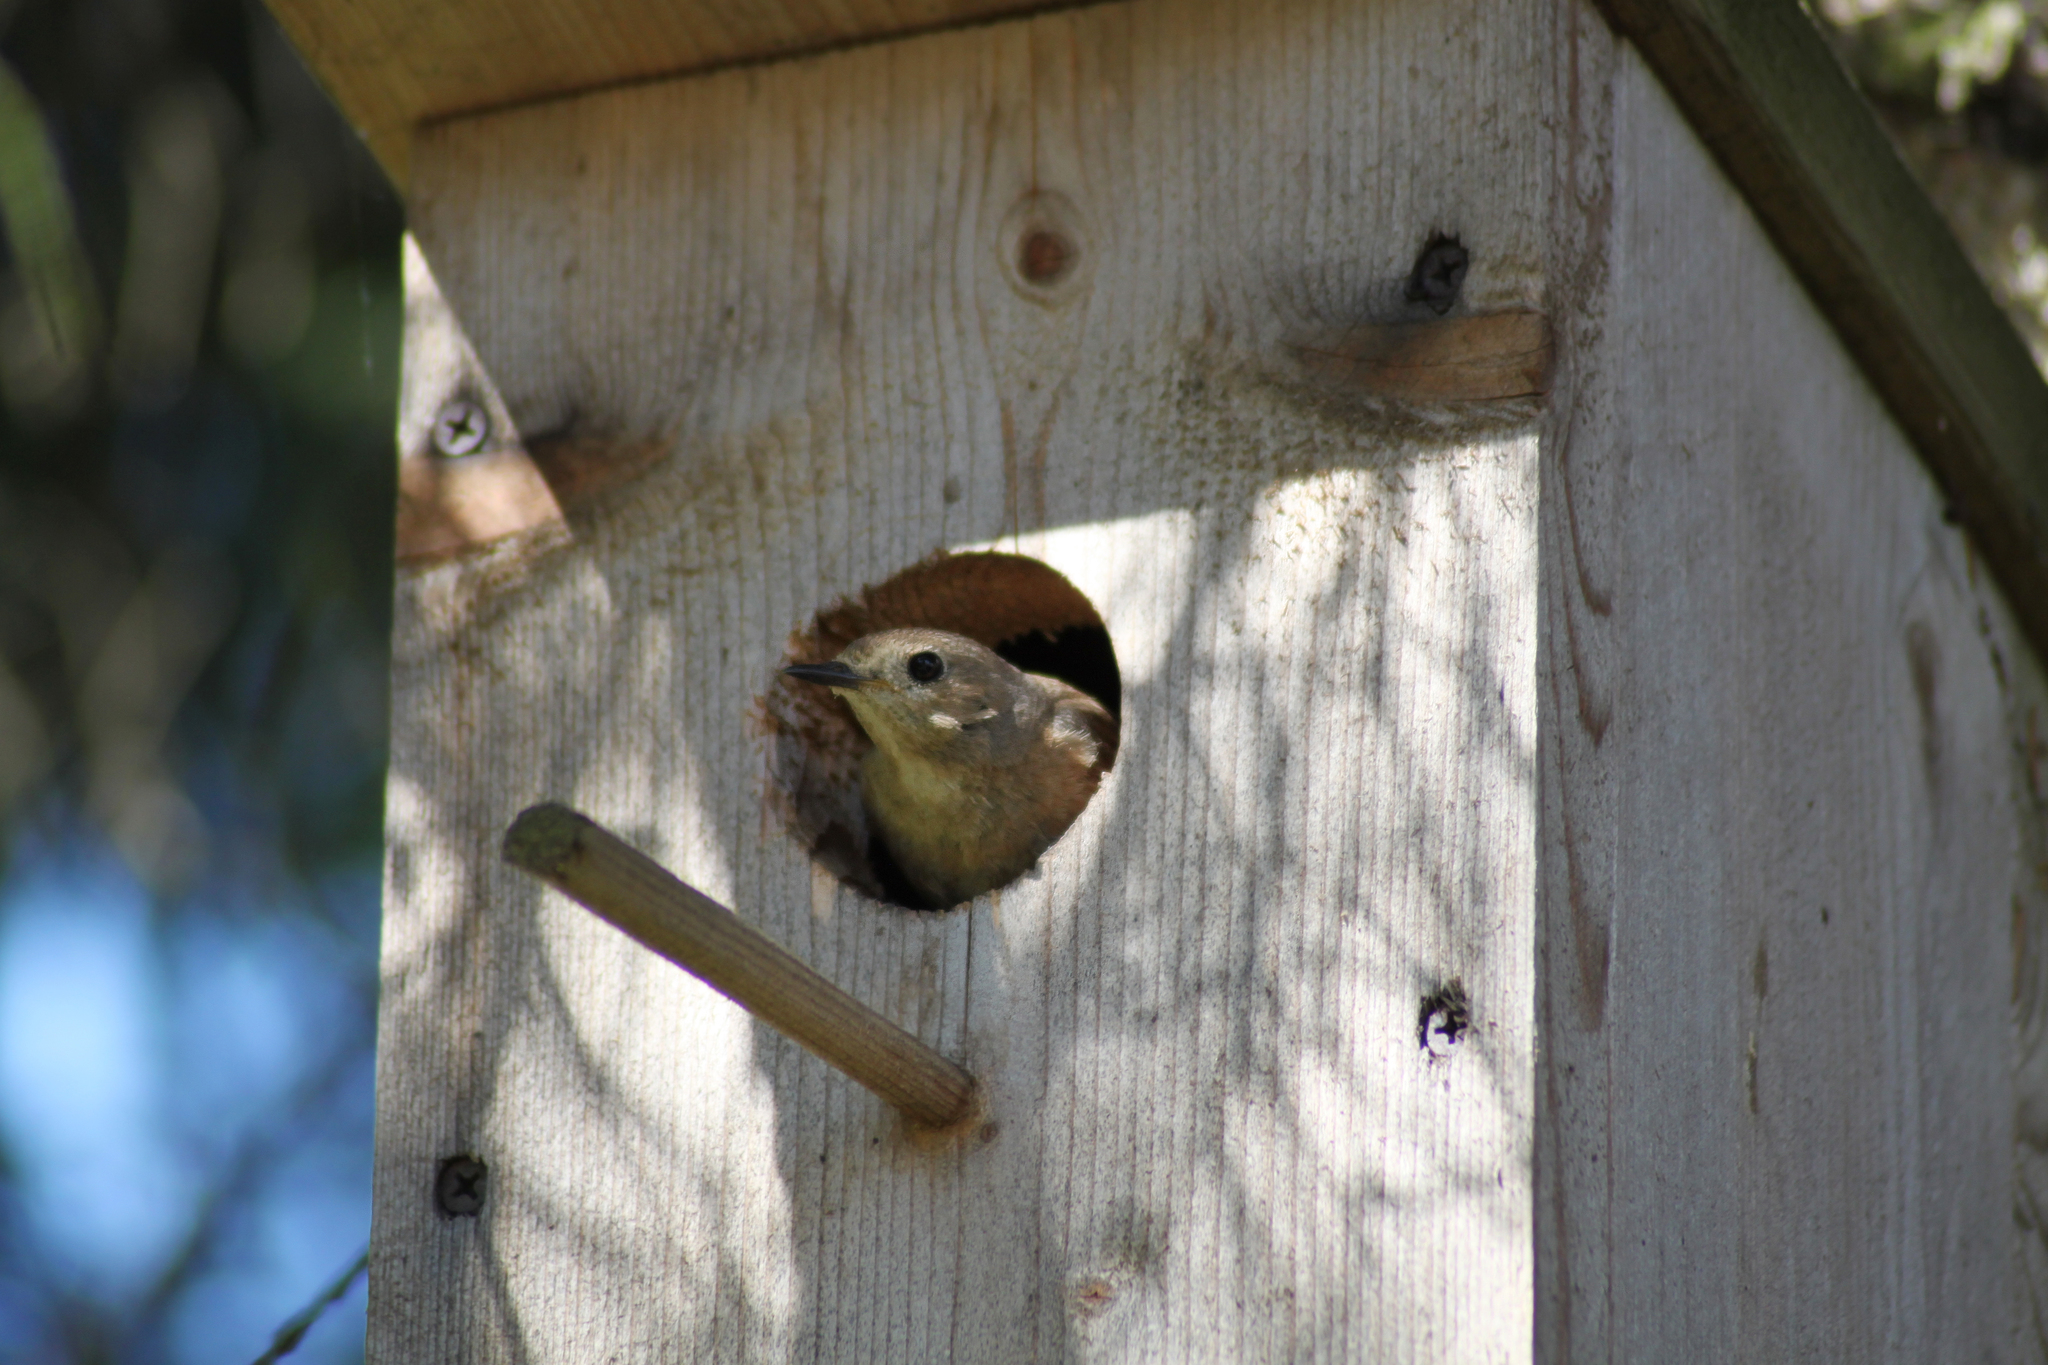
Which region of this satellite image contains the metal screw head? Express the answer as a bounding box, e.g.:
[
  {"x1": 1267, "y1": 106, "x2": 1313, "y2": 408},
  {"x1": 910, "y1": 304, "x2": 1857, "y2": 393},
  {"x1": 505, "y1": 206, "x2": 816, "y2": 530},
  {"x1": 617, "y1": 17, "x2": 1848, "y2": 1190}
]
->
[
  {"x1": 1405, "y1": 235, "x2": 1469, "y2": 316},
  {"x1": 1418, "y1": 978, "x2": 1471, "y2": 1058},
  {"x1": 434, "y1": 1155, "x2": 487, "y2": 1216},
  {"x1": 430, "y1": 400, "x2": 489, "y2": 457}
]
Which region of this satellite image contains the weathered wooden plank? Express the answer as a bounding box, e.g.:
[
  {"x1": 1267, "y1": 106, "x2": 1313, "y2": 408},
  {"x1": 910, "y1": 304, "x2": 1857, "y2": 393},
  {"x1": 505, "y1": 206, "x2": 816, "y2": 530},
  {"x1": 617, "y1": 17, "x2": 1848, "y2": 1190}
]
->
[
  {"x1": 2017, "y1": 656, "x2": 2048, "y2": 1365},
  {"x1": 366, "y1": 0, "x2": 2048, "y2": 1358},
  {"x1": 261, "y1": 0, "x2": 1051, "y2": 188},
  {"x1": 371, "y1": 1, "x2": 1550, "y2": 1360},
  {"x1": 1586, "y1": 0, "x2": 2048, "y2": 682},
  {"x1": 1538, "y1": 21, "x2": 2027, "y2": 1359},
  {"x1": 267, "y1": 0, "x2": 2048, "y2": 686},
  {"x1": 1288, "y1": 310, "x2": 1555, "y2": 402}
]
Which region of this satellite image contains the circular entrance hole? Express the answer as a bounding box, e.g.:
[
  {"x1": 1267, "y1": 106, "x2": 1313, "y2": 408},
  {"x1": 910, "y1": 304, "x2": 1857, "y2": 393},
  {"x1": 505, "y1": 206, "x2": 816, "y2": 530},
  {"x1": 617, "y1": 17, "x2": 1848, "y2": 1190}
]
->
[{"x1": 764, "y1": 552, "x2": 1121, "y2": 909}]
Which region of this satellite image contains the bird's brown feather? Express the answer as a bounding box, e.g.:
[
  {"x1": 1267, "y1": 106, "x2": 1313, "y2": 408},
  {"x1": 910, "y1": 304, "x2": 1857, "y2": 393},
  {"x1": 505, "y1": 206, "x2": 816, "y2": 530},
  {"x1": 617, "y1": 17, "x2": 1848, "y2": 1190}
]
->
[{"x1": 786, "y1": 628, "x2": 1118, "y2": 908}]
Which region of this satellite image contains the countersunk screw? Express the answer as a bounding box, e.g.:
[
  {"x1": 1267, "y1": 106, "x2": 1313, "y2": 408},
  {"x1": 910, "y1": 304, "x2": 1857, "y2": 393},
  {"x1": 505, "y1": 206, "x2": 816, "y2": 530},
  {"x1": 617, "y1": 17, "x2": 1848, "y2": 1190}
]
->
[
  {"x1": 434, "y1": 1155, "x2": 487, "y2": 1216},
  {"x1": 1405, "y1": 234, "x2": 1469, "y2": 316},
  {"x1": 431, "y1": 400, "x2": 489, "y2": 457},
  {"x1": 1418, "y1": 978, "x2": 1472, "y2": 1059}
]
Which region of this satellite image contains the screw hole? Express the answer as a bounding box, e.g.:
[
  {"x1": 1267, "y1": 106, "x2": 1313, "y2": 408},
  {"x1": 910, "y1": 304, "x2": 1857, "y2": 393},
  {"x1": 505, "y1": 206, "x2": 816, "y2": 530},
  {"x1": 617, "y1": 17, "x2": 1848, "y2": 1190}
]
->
[
  {"x1": 434, "y1": 1155, "x2": 488, "y2": 1216},
  {"x1": 1418, "y1": 978, "x2": 1471, "y2": 1058},
  {"x1": 1404, "y1": 234, "x2": 1469, "y2": 316}
]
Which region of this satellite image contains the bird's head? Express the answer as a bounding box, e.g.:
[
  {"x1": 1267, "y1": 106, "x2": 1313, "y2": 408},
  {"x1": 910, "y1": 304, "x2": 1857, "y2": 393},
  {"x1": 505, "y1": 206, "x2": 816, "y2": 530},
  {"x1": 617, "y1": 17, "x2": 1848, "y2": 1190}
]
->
[{"x1": 784, "y1": 627, "x2": 1041, "y2": 763}]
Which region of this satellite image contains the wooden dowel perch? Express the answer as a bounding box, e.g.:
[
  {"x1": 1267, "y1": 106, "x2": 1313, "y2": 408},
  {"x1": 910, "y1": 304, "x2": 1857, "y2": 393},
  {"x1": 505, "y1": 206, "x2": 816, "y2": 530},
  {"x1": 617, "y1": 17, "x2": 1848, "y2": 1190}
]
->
[{"x1": 502, "y1": 803, "x2": 979, "y2": 1129}]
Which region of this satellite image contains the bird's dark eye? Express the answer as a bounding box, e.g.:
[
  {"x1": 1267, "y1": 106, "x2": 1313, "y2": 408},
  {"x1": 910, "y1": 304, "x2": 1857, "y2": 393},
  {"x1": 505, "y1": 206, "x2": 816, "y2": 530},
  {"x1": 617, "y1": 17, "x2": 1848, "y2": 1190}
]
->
[{"x1": 907, "y1": 650, "x2": 945, "y2": 683}]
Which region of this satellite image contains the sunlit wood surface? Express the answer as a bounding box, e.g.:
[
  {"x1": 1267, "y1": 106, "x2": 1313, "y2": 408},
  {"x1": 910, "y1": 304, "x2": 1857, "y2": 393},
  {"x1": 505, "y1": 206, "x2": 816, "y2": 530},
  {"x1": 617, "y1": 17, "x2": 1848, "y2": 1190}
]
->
[{"x1": 362, "y1": 0, "x2": 2045, "y2": 1360}]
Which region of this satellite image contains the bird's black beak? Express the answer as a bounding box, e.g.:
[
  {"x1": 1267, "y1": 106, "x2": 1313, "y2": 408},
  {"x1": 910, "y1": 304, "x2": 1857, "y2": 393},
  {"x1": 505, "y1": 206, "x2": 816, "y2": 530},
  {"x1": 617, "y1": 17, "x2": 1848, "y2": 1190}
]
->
[{"x1": 783, "y1": 660, "x2": 869, "y2": 690}]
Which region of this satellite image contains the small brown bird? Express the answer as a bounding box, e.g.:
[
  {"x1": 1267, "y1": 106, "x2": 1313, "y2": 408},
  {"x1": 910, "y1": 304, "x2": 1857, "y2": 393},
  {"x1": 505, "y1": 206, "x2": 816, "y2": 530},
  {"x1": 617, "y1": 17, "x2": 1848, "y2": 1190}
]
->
[{"x1": 784, "y1": 627, "x2": 1118, "y2": 908}]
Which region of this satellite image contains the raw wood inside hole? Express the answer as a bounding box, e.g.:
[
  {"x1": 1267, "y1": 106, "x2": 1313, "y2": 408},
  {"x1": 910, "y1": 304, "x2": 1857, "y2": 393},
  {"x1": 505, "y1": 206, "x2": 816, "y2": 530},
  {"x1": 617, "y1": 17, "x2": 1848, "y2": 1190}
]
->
[{"x1": 763, "y1": 552, "x2": 1121, "y2": 908}]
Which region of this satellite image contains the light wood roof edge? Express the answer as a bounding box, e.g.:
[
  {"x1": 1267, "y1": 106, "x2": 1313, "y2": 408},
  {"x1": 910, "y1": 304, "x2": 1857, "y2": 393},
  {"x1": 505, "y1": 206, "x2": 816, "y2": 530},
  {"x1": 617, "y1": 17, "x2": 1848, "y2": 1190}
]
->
[
  {"x1": 1593, "y1": 0, "x2": 2048, "y2": 659},
  {"x1": 266, "y1": 0, "x2": 2048, "y2": 661},
  {"x1": 260, "y1": 0, "x2": 1061, "y2": 190}
]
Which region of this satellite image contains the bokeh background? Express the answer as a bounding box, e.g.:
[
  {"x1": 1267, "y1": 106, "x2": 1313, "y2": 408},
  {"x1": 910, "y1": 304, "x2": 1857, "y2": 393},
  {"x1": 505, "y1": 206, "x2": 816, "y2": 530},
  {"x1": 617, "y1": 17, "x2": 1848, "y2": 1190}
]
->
[
  {"x1": 0, "y1": 0, "x2": 397, "y2": 1357},
  {"x1": 0, "y1": 1, "x2": 2041, "y2": 1361}
]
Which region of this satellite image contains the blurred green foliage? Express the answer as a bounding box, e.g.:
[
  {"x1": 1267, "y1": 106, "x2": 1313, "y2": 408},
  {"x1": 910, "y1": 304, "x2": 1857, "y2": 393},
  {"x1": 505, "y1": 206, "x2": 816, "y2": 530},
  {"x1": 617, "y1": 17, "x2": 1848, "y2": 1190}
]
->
[
  {"x1": 0, "y1": 0, "x2": 401, "y2": 891},
  {"x1": 1814, "y1": 0, "x2": 2048, "y2": 366},
  {"x1": 0, "y1": 0, "x2": 400, "y2": 1357}
]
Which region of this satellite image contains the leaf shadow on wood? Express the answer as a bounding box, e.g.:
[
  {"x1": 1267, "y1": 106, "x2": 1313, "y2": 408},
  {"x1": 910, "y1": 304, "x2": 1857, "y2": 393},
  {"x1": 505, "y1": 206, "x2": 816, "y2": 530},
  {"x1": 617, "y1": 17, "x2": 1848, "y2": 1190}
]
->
[
  {"x1": 374, "y1": 357, "x2": 1540, "y2": 1360},
  {"x1": 382, "y1": 46, "x2": 1551, "y2": 1334},
  {"x1": 707, "y1": 365, "x2": 1536, "y2": 1355},
  {"x1": 980, "y1": 443, "x2": 1533, "y2": 1356}
]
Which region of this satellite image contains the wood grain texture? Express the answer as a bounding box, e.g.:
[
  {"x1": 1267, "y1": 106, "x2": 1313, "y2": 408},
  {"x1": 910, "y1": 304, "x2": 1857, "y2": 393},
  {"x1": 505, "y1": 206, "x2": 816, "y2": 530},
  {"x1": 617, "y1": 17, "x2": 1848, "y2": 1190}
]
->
[
  {"x1": 2011, "y1": 622, "x2": 2048, "y2": 1364},
  {"x1": 502, "y1": 803, "x2": 980, "y2": 1128},
  {"x1": 259, "y1": 0, "x2": 1051, "y2": 187},
  {"x1": 394, "y1": 236, "x2": 566, "y2": 562},
  {"x1": 1538, "y1": 22, "x2": 2027, "y2": 1360},
  {"x1": 1288, "y1": 311, "x2": 1554, "y2": 402},
  {"x1": 369, "y1": 0, "x2": 2047, "y2": 1358},
  {"x1": 1586, "y1": 0, "x2": 2048, "y2": 680},
  {"x1": 267, "y1": 0, "x2": 2048, "y2": 673},
  {"x1": 373, "y1": 1, "x2": 1549, "y2": 1360}
]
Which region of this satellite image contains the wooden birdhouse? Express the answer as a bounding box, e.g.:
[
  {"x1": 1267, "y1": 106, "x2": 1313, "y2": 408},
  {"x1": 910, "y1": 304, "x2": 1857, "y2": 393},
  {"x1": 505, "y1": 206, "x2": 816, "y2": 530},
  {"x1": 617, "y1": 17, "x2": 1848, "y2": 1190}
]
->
[{"x1": 266, "y1": 0, "x2": 2048, "y2": 1358}]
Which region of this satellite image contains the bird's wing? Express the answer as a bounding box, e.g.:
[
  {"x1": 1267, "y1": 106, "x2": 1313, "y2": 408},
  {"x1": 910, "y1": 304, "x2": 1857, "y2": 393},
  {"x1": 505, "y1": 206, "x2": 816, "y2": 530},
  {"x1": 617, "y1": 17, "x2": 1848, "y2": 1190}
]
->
[{"x1": 1034, "y1": 675, "x2": 1120, "y2": 774}]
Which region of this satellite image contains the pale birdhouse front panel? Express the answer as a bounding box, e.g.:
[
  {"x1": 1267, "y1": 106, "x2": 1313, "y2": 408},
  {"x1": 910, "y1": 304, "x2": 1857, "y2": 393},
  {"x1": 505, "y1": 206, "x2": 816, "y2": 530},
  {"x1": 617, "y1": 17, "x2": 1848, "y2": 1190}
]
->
[{"x1": 378, "y1": 1, "x2": 1545, "y2": 1359}]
